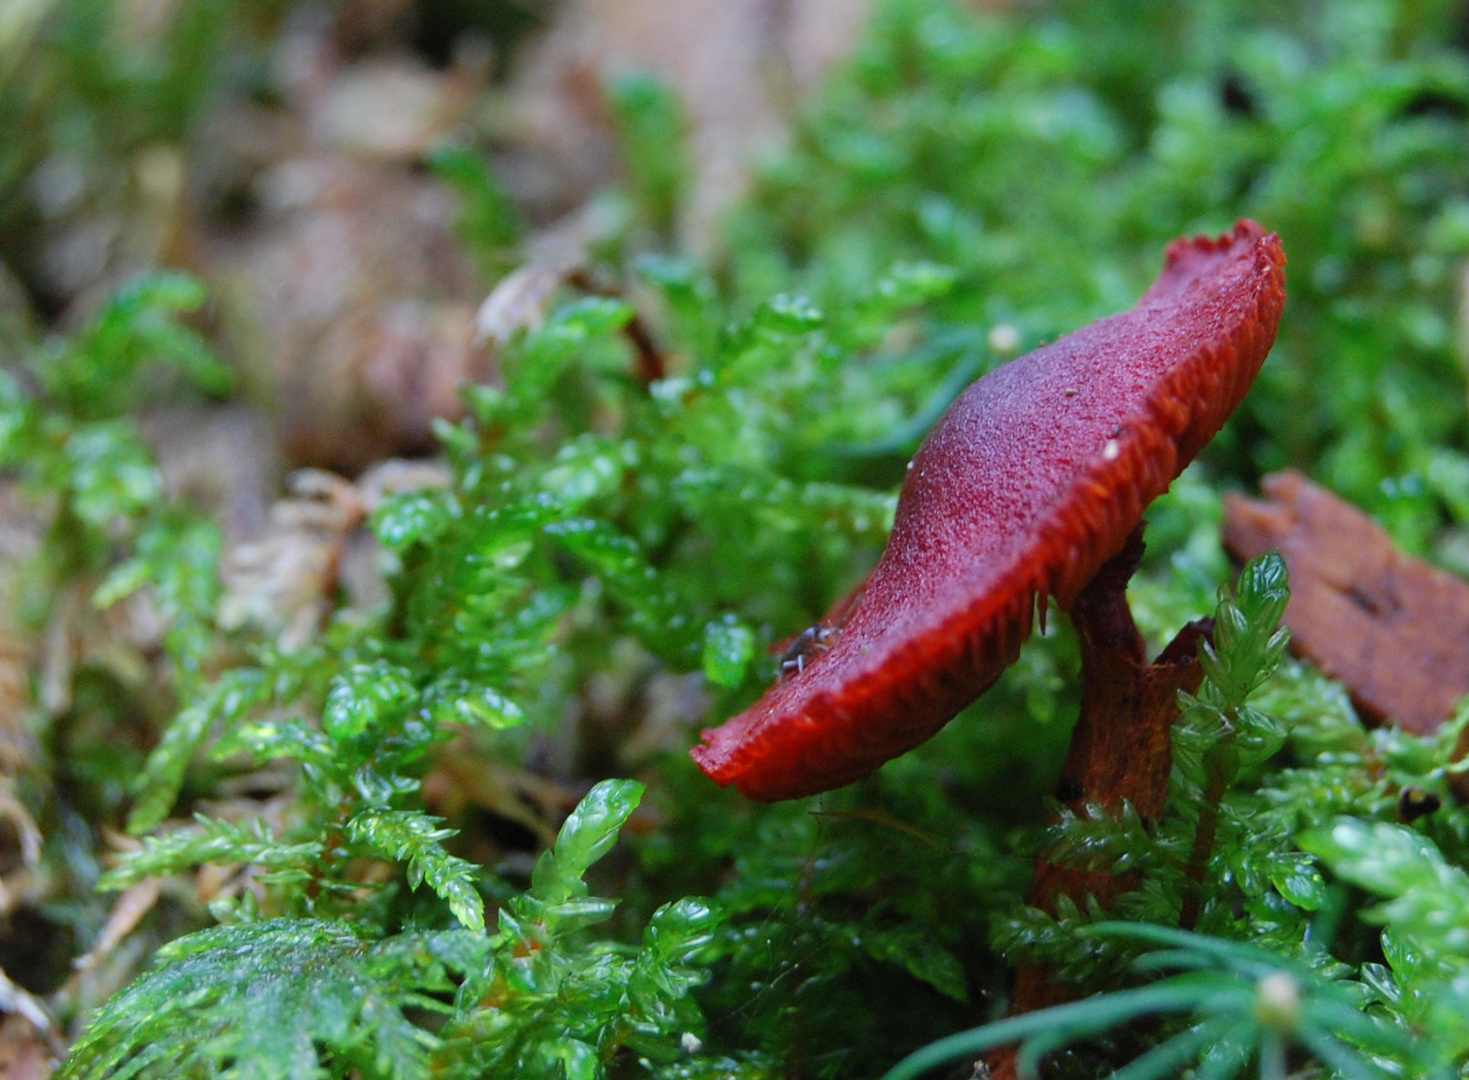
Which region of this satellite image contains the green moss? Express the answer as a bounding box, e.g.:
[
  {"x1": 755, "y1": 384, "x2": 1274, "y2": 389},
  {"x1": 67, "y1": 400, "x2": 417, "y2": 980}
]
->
[{"x1": 7, "y1": 0, "x2": 1469, "y2": 1076}]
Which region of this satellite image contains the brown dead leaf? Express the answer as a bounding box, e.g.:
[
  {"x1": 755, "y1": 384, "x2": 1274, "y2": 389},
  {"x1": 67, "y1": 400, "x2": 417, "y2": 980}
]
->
[
  {"x1": 309, "y1": 56, "x2": 481, "y2": 160},
  {"x1": 475, "y1": 263, "x2": 568, "y2": 348},
  {"x1": 140, "y1": 404, "x2": 280, "y2": 544},
  {"x1": 0, "y1": 949, "x2": 56, "y2": 1077},
  {"x1": 353, "y1": 458, "x2": 451, "y2": 514},
  {"x1": 217, "y1": 460, "x2": 449, "y2": 648},
  {"x1": 422, "y1": 749, "x2": 575, "y2": 869},
  {"x1": 196, "y1": 17, "x2": 492, "y2": 475},
  {"x1": 208, "y1": 151, "x2": 485, "y2": 473},
  {"x1": 217, "y1": 469, "x2": 363, "y2": 648},
  {"x1": 0, "y1": 1006, "x2": 58, "y2": 1080},
  {"x1": 70, "y1": 879, "x2": 161, "y2": 978},
  {"x1": 1222, "y1": 469, "x2": 1469, "y2": 735}
]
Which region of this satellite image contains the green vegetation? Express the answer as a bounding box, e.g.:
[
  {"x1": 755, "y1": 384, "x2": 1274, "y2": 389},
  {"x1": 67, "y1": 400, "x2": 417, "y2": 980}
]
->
[
  {"x1": 5, "y1": 0, "x2": 1469, "y2": 1077},
  {"x1": 62, "y1": 780, "x2": 718, "y2": 1079}
]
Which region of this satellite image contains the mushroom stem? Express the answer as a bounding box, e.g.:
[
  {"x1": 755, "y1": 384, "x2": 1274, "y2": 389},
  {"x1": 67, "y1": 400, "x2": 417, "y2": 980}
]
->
[
  {"x1": 996, "y1": 530, "x2": 1211, "y2": 1057},
  {"x1": 1062, "y1": 535, "x2": 1211, "y2": 832}
]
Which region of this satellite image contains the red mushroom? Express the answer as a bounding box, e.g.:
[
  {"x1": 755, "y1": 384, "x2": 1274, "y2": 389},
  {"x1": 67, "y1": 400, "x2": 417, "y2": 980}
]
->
[{"x1": 693, "y1": 221, "x2": 1287, "y2": 801}]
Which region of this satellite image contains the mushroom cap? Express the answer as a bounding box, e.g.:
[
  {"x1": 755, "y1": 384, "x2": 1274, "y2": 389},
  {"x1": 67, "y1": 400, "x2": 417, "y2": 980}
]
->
[{"x1": 692, "y1": 220, "x2": 1287, "y2": 801}]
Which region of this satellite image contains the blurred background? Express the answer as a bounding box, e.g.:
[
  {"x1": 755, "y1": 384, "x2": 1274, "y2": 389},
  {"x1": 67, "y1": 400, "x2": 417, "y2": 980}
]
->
[{"x1": 5, "y1": 0, "x2": 1469, "y2": 530}]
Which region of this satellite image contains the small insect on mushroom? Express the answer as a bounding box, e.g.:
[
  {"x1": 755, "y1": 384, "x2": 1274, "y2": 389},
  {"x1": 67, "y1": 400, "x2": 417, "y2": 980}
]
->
[
  {"x1": 777, "y1": 625, "x2": 836, "y2": 679},
  {"x1": 1397, "y1": 786, "x2": 1442, "y2": 823},
  {"x1": 692, "y1": 220, "x2": 1287, "y2": 802}
]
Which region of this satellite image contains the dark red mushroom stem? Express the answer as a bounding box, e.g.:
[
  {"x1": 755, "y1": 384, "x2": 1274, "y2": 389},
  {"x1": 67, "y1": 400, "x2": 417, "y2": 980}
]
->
[
  {"x1": 693, "y1": 221, "x2": 1287, "y2": 802},
  {"x1": 1051, "y1": 529, "x2": 1212, "y2": 841},
  {"x1": 1002, "y1": 527, "x2": 1212, "y2": 1025}
]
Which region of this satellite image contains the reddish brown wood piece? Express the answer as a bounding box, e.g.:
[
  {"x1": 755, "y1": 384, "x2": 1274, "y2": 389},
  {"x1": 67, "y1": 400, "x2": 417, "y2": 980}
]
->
[
  {"x1": 694, "y1": 222, "x2": 1287, "y2": 801},
  {"x1": 1223, "y1": 469, "x2": 1469, "y2": 737}
]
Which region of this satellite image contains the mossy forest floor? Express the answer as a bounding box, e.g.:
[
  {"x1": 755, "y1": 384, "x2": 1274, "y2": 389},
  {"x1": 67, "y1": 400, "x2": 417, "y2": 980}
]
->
[{"x1": 6, "y1": 1, "x2": 1469, "y2": 1077}]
